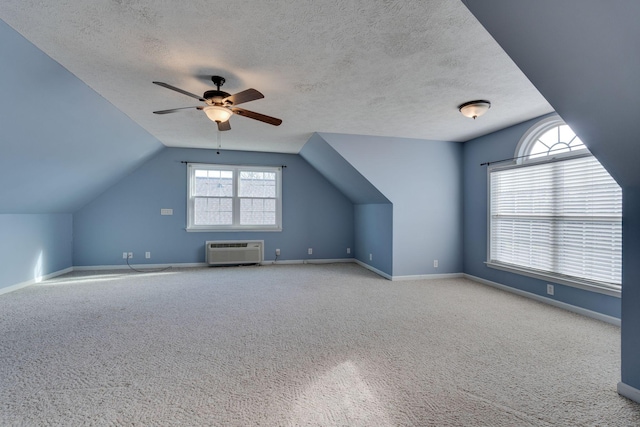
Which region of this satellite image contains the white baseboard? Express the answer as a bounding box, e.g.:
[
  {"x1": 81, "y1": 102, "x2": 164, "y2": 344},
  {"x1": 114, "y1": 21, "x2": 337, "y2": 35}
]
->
[
  {"x1": 73, "y1": 262, "x2": 208, "y2": 271},
  {"x1": 618, "y1": 382, "x2": 640, "y2": 403},
  {"x1": 392, "y1": 272, "x2": 464, "y2": 281},
  {"x1": 464, "y1": 274, "x2": 620, "y2": 326},
  {"x1": 76, "y1": 259, "x2": 355, "y2": 270},
  {"x1": 0, "y1": 267, "x2": 73, "y2": 296},
  {"x1": 264, "y1": 258, "x2": 355, "y2": 266},
  {"x1": 354, "y1": 259, "x2": 392, "y2": 280},
  {"x1": 351, "y1": 260, "x2": 465, "y2": 281}
]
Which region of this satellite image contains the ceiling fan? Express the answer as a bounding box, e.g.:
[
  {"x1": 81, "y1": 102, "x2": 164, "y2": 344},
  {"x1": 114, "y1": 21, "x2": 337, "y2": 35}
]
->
[{"x1": 152, "y1": 76, "x2": 282, "y2": 131}]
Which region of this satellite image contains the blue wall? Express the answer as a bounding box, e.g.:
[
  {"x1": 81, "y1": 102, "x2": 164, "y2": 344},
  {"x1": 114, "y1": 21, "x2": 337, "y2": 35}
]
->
[
  {"x1": 0, "y1": 214, "x2": 72, "y2": 291},
  {"x1": 354, "y1": 204, "x2": 393, "y2": 275},
  {"x1": 300, "y1": 134, "x2": 390, "y2": 204},
  {"x1": 73, "y1": 148, "x2": 354, "y2": 266},
  {"x1": 321, "y1": 133, "x2": 463, "y2": 277},
  {"x1": 462, "y1": 116, "x2": 621, "y2": 318},
  {"x1": 622, "y1": 187, "x2": 640, "y2": 388},
  {"x1": 300, "y1": 133, "x2": 392, "y2": 275},
  {"x1": 0, "y1": 19, "x2": 163, "y2": 214}
]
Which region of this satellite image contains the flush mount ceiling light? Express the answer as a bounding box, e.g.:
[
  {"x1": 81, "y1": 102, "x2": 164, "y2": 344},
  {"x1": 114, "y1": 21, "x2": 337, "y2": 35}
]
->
[
  {"x1": 203, "y1": 105, "x2": 233, "y2": 123},
  {"x1": 459, "y1": 100, "x2": 491, "y2": 119}
]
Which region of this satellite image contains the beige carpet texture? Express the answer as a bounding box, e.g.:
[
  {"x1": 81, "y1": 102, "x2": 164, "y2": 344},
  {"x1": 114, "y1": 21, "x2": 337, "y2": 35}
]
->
[{"x1": 1, "y1": 263, "x2": 638, "y2": 426}]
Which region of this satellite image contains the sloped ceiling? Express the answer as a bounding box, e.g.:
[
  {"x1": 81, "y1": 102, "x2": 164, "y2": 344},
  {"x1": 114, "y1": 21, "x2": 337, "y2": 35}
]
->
[
  {"x1": 300, "y1": 134, "x2": 390, "y2": 205},
  {"x1": 0, "y1": 20, "x2": 163, "y2": 213},
  {"x1": 462, "y1": 0, "x2": 640, "y2": 187},
  {"x1": 0, "y1": 1, "x2": 553, "y2": 154}
]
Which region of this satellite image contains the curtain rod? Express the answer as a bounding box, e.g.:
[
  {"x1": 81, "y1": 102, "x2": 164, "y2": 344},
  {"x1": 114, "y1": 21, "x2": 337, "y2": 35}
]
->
[
  {"x1": 480, "y1": 146, "x2": 588, "y2": 166},
  {"x1": 180, "y1": 161, "x2": 286, "y2": 168}
]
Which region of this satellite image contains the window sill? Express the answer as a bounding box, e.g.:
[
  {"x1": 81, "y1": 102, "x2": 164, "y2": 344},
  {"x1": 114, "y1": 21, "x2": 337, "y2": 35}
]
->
[
  {"x1": 186, "y1": 227, "x2": 282, "y2": 233},
  {"x1": 485, "y1": 261, "x2": 621, "y2": 298}
]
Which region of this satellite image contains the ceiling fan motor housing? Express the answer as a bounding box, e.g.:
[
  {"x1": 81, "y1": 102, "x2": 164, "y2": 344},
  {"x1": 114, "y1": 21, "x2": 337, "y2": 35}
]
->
[{"x1": 203, "y1": 90, "x2": 231, "y2": 105}]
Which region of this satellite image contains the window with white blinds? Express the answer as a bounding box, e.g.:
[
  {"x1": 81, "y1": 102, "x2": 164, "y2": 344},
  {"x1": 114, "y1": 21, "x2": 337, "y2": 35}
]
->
[{"x1": 489, "y1": 154, "x2": 622, "y2": 292}]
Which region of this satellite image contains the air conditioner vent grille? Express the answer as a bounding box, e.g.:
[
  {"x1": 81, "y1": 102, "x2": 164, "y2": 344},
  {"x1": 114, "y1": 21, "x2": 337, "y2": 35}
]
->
[{"x1": 209, "y1": 243, "x2": 248, "y2": 249}]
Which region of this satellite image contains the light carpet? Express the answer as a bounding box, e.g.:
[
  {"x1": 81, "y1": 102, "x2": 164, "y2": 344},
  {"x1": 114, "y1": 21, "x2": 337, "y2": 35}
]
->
[{"x1": 1, "y1": 263, "x2": 638, "y2": 426}]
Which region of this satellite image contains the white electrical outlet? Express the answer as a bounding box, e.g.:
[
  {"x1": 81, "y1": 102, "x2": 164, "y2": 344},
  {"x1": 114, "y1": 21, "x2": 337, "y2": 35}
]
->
[
  {"x1": 369, "y1": 253, "x2": 373, "y2": 261},
  {"x1": 275, "y1": 249, "x2": 280, "y2": 256},
  {"x1": 347, "y1": 247, "x2": 351, "y2": 254},
  {"x1": 434, "y1": 259, "x2": 439, "y2": 268},
  {"x1": 547, "y1": 284, "x2": 554, "y2": 295},
  {"x1": 145, "y1": 252, "x2": 151, "y2": 259},
  {"x1": 122, "y1": 252, "x2": 127, "y2": 259},
  {"x1": 308, "y1": 248, "x2": 313, "y2": 255},
  {"x1": 127, "y1": 252, "x2": 133, "y2": 259},
  {"x1": 160, "y1": 208, "x2": 173, "y2": 216}
]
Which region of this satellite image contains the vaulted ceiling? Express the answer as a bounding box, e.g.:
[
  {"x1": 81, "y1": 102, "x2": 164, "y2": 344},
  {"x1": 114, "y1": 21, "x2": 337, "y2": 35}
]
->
[{"x1": 0, "y1": 0, "x2": 552, "y2": 154}]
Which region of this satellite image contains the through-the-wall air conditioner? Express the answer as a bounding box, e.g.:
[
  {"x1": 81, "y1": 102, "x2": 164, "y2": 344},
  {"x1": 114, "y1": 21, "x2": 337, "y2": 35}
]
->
[{"x1": 206, "y1": 241, "x2": 263, "y2": 266}]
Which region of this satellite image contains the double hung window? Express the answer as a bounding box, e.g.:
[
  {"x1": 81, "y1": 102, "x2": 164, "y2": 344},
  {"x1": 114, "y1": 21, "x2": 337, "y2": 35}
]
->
[{"x1": 187, "y1": 163, "x2": 282, "y2": 232}]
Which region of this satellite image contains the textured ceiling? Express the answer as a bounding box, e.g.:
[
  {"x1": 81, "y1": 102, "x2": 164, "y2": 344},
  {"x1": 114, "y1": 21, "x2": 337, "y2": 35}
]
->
[{"x1": 0, "y1": 0, "x2": 553, "y2": 153}]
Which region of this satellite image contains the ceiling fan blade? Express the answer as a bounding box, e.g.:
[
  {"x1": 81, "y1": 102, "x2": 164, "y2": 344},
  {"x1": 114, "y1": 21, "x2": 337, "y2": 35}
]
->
[
  {"x1": 223, "y1": 88, "x2": 264, "y2": 106},
  {"x1": 217, "y1": 120, "x2": 231, "y2": 131},
  {"x1": 153, "y1": 106, "x2": 203, "y2": 114},
  {"x1": 153, "y1": 81, "x2": 205, "y2": 101},
  {"x1": 231, "y1": 107, "x2": 282, "y2": 126}
]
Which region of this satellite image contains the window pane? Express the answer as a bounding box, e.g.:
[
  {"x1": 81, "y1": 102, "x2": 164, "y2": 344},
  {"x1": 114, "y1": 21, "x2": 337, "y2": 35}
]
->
[
  {"x1": 538, "y1": 128, "x2": 558, "y2": 146},
  {"x1": 527, "y1": 125, "x2": 587, "y2": 160},
  {"x1": 195, "y1": 169, "x2": 233, "y2": 197},
  {"x1": 240, "y1": 198, "x2": 276, "y2": 225},
  {"x1": 568, "y1": 135, "x2": 586, "y2": 150},
  {"x1": 239, "y1": 171, "x2": 276, "y2": 198},
  {"x1": 529, "y1": 141, "x2": 550, "y2": 158},
  {"x1": 194, "y1": 197, "x2": 232, "y2": 225},
  {"x1": 558, "y1": 125, "x2": 575, "y2": 144}
]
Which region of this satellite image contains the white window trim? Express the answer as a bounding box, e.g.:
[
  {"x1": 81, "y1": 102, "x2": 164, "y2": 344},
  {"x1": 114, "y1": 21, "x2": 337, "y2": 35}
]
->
[
  {"x1": 186, "y1": 163, "x2": 282, "y2": 232},
  {"x1": 488, "y1": 117, "x2": 621, "y2": 297},
  {"x1": 514, "y1": 114, "x2": 589, "y2": 164}
]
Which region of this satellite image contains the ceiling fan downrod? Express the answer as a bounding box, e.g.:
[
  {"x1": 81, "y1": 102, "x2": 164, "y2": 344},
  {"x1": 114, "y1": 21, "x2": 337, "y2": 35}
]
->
[{"x1": 211, "y1": 76, "x2": 225, "y2": 91}]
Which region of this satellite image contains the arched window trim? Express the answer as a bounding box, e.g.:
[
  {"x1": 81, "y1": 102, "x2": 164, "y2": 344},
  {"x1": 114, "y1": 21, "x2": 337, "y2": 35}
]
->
[{"x1": 514, "y1": 114, "x2": 589, "y2": 164}]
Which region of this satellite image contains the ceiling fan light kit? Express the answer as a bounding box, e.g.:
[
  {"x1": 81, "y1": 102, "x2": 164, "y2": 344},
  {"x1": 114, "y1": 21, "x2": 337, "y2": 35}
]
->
[
  {"x1": 203, "y1": 105, "x2": 232, "y2": 123},
  {"x1": 152, "y1": 75, "x2": 282, "y2": 131},
  {"x1": 459, "y1": 100, "x2": 491, "y2": 119}
]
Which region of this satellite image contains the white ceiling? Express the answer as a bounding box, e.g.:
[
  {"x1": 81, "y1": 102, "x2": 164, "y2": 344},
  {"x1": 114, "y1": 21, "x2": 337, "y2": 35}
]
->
[{"x1": 0, "y1": 0, "x2": 553, "y2": 154}]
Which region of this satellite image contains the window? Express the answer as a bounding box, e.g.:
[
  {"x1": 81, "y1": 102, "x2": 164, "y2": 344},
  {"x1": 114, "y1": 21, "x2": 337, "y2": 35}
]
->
[
  {"x1": 514, "y1": 115, "x2": 588, "y2": 162},
  {"x1": 187, "y1": 163, "x2": 282, "y2": 232},
  {"x1": 488, "y1": 116, "x2": 622, "y2": 295}
]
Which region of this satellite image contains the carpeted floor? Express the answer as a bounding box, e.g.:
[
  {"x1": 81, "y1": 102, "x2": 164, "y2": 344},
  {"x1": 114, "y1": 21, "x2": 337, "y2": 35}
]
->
[{"x1": 1, "y1": 263, "x2": 638, "y2": 426}]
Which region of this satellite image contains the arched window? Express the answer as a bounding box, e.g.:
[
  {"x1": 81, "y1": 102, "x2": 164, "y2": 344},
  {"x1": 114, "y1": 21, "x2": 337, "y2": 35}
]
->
[
  {"x1": 488, "y1": 115, "x2": 622, "y2": 295},
  {"x1": 515, "y1": 115, "x2": 588, "y2": 163}
]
